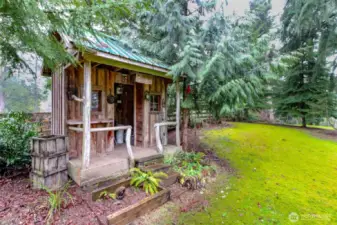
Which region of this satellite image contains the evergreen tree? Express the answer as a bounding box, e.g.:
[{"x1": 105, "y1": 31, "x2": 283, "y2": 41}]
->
[
  {"x1": 200, "y1": 2, "x2": 275, "y2": 120},
  {"x1": 277, "y1": 0, "x2": 337, "y2": 127},
  {"x1": 249, "y1": 0, "x2": 273, "y2": 38},
  {"x1": 122, "y1": 0, "x2": 216, "y2": 149},
  {"x1": 0, "y1": 0, "x2": 139, "y2": 73},
  {"x1": 274, "y1": 47, "x2": 330, "y2": 127}
]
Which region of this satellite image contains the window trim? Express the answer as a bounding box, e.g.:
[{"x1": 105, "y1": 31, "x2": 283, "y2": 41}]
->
[{"x1": 149, "y1": 94, "x2": 161, "y2": 113}]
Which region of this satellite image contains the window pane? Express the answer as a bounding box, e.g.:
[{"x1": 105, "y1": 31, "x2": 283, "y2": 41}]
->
[
  {"x1": 91, "y1": 91, "x2": 101, "y2": 111},
  {"x1": 150, "y1": 95, "x2": 160, "y2": 112}
]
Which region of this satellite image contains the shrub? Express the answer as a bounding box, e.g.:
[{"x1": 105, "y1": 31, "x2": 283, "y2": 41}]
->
[
  {"x1": 129, "y1": 168, "x2": 167, "y2": 195},
  {"x1": 0, "y1": 112, "x2": 38, "y2": 169},
  {"x1": 164, "y1": 151, "x2": 215, "y2": 188}
]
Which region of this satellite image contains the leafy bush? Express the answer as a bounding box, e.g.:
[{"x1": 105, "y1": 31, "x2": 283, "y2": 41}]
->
[
  {"x1": 0, "y1": 112, "x2": 38, "y2": 169},
  {"x1": 129, "y1": 168, "x2": 167, "y2": 195},
  {"x1": 164, "y1": 151, "x2": 215, "y2": 185}
]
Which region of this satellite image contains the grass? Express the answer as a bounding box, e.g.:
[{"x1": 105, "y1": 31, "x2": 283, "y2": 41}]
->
[
  {"x1": 178, "y1": 123, "x2": 337, "y2": 224},
  {"x1": 288, "y1": 124, "x2": 335, "y2": 130},
  {"x1": 306, "y1": 125, "x2": 335, "y2": 130}
]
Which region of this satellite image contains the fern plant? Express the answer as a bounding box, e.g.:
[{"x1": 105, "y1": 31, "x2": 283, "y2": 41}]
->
[
  {"x1": 99, "y1": 190, "x2": 116, "y2": 200},
  {"x1": 129, "y1": 168, "x2": 167, "y2": 195}
]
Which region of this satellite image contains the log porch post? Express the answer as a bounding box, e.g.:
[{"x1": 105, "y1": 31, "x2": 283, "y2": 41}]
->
[
  {"x1": 82, "y1": 61, "x2": 91, "y2": 169},
  {"x1": 176, "y1": 80, "x2": 181, "y2": 147}
]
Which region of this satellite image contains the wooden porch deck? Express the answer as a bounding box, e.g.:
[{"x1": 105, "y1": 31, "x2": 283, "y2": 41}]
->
[{"x1": 68, "y1": 145, "x2": 181, "y2": 186}]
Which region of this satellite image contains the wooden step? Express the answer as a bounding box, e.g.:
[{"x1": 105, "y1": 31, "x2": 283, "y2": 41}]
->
[
  {"x1": 140, "y1": 163, "x2": 179, "y2": 187},
  {"x1": 91, "y1": 177, "x2": 131, "y2": 201},
  {"x1": 82, "y1": 173, "x2": 129, "y2": 192},
  {"x1": 141, "y1": 163, "x2": 171, "y2": 173},
  {"x1": 160, "y1": 171, "x2": 180, "y2": 187},
  {"x1": 135, "y1": 154, "x2": 164, "y2": 167}
]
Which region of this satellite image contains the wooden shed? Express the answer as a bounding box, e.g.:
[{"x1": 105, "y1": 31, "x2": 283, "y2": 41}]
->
[{"x1": 48, "y1": 33, "x2": 181, "y2": 186}]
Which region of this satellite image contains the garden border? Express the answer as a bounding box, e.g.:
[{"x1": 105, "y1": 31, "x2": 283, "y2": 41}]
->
[{"x1": 91, "y1": 178, "x2": 171, "y2": 225}]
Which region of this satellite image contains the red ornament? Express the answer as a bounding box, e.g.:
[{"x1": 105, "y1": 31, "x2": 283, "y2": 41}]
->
[{"x1": 186, "y1": 85, "x2": 191, "y2": 94}]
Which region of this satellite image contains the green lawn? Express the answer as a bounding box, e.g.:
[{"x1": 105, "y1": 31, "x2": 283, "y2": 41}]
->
[
  {"x1": 179, "y1": 123, "x2": 337, "y2": 224},
  {"x1": 290, "y1": 124, "x2": 335, "y2": 130}
]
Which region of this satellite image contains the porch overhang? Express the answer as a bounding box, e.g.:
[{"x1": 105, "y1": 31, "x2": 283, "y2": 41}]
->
[{"x1": 83, "y1": 51, "x2": 171, "y2": 79}]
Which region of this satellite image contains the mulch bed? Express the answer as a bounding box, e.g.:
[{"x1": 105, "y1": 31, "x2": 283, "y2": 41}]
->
[
  {"x1": 1, "y1": 123, "x2": 233, "y2": 225},
  {"x1": 0, "y1": 176, "x2": 148, "y2": 225},
  {"x1": 0, "y1": 175, "x2": 206, "y2": 225}
]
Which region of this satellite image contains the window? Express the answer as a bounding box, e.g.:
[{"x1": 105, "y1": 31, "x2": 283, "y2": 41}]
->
[
  {"x1": 150, "y1": 95, "x2": 161, "y2": 112},
  {"x1": 91, "y1": 90, "x2": 102, "y2": 111}
]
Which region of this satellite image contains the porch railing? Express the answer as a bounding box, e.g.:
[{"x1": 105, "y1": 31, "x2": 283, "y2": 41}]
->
[
  {"x1": 68, "y1": 125, "x2": 134, "y2": 167},
  {"x1": 154, "y1": 121, "x2": 178, "y2": 154}
]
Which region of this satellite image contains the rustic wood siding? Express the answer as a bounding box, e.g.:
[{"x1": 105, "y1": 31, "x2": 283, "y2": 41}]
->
[
  {"x1": 52, "y1": 67, "x2": 66, "y2": 135},
  {"x1": 147, "y1": 76, "x2": 168, "y2": 147}
]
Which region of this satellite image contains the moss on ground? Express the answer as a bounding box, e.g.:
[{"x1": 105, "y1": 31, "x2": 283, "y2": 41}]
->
[{"x1": 178, "y1": 123, "x2": 337, "y2": 225}]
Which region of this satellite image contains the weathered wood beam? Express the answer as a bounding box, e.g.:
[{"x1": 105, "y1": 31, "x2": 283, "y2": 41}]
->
[
  {"x1": 175, "y1": 81, "x2": 181, "y2": 147},
  {"x1": 143, "y1": 84, "x2": 150, "y2": 148},
  {"x1": 126, "y1": 127, "x2": 134, "y2": 167},
  {"x1": 83, "y1": 53, "x2": 170, "y2": 79},
  {"x1": 154, "y1": 122, "x2": 177, "y2": 154},
  {"x1": 69, "y1": 126, "x2": 84, "y2": 132},
  {"x1": 91, "y1": 126, "x2": 131, "y2": 132},
  {"x1": 72, "y1": 95, "x2": 83, "y2": 102},
  {"x1": 69, "y1": 125, "x2": 135, "y2": 165},
  {"x1": 68, "y1": 125, "x2": 132, "y2": 132},
  {"x1": 82, "y1": 61, "x2": 91, "y2": 169},
  {"x1": 155, "y1": 125, "x2": 163, "y2": 154},
  {"x1": 154, "y1": 122, "x2": 177, "y2": 127},
  {"x1": 161, "y1": 81, "x2": 168, "y2": 146},
  {"x1": 92, "y1": 63, "x2": 101, "y2": 68}
]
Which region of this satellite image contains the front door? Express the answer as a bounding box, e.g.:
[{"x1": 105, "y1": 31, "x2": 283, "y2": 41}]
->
[
  {"x1": 115, "y1": 84, "x2": 134, "y2": 126},
  {"x1": 135, "y1": 83, "x2": 144, "y2": 146}
]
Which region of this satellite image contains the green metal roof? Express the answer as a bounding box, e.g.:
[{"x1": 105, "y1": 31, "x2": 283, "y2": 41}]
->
[{"x1": 79, "y1": 33, "x2": 169, "y2": 71}]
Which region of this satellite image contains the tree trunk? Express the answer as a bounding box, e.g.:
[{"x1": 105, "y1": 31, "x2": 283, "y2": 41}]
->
[
  {"x1": 181, "y1": 77, "x2": 189, "y2": 151},
  {"x1": 182, "y1": 108, "x2": 189, "y2": 151},
  {"x1": 302, "y1": 116, "x2": 307, "y2": 128},
  {"x1": 244, "y1": 108, "x2": 249, "y2": 120},
  {"x1": 0, "y1": 67, "x2": 5, "y2": 112}
]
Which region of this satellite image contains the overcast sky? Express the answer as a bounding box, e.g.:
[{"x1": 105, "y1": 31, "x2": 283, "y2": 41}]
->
[{"x1": 224, "y1": 0, "x2": 286, "y2": 16}]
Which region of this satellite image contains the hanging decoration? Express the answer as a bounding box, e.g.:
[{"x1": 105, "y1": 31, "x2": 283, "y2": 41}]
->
[
  {"x1": 144, "y1": 91, "x2": 151, "y2": 100},
  {"x1": 107, "y1": 89, "x2": 115, "y2": 104},
  {"x1": 186, "y1": 85, "x2": 191, "y2": 94}
]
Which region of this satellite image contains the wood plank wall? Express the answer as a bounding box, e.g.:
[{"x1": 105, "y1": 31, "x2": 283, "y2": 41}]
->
[
  {"x1": 148, "y1": 77, "x2": 168, "y2": 147},
  {"x1": 67, "y1": 67, "x2": 116, "y2": 158}
]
